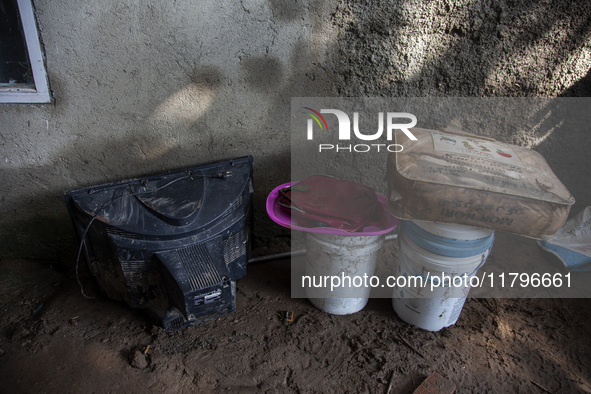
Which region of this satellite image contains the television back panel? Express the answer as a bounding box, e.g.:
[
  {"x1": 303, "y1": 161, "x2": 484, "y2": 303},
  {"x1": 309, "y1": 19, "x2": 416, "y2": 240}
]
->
[{"x1": 64, "y1": 157, "x2": 254, "y2": 328}]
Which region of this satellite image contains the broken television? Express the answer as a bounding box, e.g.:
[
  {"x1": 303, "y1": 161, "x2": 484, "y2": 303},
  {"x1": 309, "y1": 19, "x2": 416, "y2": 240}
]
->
[{"x1": 64, "y1": 156, "x2": 253, "y2": 329}]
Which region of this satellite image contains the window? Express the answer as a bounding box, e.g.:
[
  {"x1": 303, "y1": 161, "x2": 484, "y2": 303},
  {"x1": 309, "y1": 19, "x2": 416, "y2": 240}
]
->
[{"x1": 0, "y1": 0, "x2": 50, "y2": 103}]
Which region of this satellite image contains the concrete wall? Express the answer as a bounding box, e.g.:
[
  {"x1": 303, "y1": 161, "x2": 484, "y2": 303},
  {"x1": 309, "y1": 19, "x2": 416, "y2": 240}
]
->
[
  {"x1": 1, "y1": 0, "x2": 590, "y2": 263},
  {"x1": 0, "y1": 0, "x2": 337, "y2": 261},
  {"x1": 326, "y1": 0, "x2": 591, "y2": 215}
]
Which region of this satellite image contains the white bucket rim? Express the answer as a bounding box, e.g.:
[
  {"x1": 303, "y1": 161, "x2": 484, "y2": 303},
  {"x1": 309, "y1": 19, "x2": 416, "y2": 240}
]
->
[
  {"x1": 400, "y1": 221, "x2": 494, "y2": 258},
  {"x1": 398, "y1": 231, "x2": 490, "y2": 271},
  {"x1": 413, "y1": 220, "x2": 494, "y2": 240},
  {"x1": 306, "y1": 233, "x2": 384, "y2": 255},
  {"x1": 306, "y1": 232, "x2": 383, "y2": 244}
]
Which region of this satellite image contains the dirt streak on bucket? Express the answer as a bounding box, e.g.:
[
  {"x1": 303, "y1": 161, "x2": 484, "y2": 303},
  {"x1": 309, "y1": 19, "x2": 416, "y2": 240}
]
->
[
  {"x1": 305, "y1": 233, "x2": 384, "y2": 315},
  {"x1": 392, "y1": 220, "x2": 494, "y2": 331}
]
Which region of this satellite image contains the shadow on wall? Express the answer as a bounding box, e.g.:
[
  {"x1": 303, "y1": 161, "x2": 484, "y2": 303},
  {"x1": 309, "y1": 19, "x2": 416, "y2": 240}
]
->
[
  {"x1": 0, "y1": 65, "x2": 286, "y2": 264},
  {"x1": 537, "y1": 71, "x2": 591, "y2": 218},
  {"x1": 330, "y1": 0, "x2": 591, "y2": 100},
  {"x1": 326, "y1": 0, "x2": 591, "y2": 214},
  {"x1": 3, "y1": 0, "x2": 591, "y2": 264},
  {"x1": 0, "y1": 0, "x2": 336, "y2": 265}
]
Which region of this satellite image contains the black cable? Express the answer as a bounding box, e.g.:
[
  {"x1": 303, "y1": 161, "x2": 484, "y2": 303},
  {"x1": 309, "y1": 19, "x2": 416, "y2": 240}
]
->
[
  {"x1": 75, "y1": 215, "x2": 98, "y2": 299},
  {"x1": 74, "y1": 170, "x2": 232, "y2": 299}
]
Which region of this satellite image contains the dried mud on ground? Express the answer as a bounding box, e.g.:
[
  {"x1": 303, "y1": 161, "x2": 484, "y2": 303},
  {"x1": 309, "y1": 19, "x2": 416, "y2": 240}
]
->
[{"x1": 1, "y1": 234, "x2": 590, "y2": 393}]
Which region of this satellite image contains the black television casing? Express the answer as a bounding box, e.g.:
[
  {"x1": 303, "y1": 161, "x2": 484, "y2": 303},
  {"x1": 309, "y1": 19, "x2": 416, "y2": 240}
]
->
[{"x1": 64, "y1": 156, "x2": 253, "y2": 329}]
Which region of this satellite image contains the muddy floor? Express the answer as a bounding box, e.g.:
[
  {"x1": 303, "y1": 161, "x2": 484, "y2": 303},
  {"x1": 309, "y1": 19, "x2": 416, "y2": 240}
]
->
[{"x1": 0, "y1": 233, "x2": 590, "y2": 393}]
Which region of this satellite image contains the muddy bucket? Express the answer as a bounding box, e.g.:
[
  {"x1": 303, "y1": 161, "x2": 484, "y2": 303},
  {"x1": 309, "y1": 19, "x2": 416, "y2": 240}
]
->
[
  {"x1": 305, "y1": 233, "x2": 384, "y2": 315},
  {"x1": 392, "y1": 220, "x2": 494, "y2": 331}
]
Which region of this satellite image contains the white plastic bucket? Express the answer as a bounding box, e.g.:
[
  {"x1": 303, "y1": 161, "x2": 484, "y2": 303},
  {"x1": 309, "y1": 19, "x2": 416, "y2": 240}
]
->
[
  {"x1": 305, "y1": 233, "x2": 384, "y2": 315},
  {"x1": 392, "y1": 220, "x2": 494, "y2": 331}
]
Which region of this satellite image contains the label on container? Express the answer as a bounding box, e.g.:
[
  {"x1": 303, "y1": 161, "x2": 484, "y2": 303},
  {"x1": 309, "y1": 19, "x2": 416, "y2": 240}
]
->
[{"x1": 432, "y1": 132, "x2": 525, "y2": 168}]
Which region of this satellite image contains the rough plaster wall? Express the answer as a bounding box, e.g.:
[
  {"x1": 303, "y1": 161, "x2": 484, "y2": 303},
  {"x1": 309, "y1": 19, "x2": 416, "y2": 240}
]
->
[
  {"x1": 325, "y1": 0, "x2": 591, "y2": 221},
  {"x1": 330, "y1": 0, "x2": 591, "y2": 97},
  {"x1": 0, "y1": 0, "x2": 337, "y2": 261},
  {"x1": 0, "y1": 0, "x2": 590, "y2": 262}
]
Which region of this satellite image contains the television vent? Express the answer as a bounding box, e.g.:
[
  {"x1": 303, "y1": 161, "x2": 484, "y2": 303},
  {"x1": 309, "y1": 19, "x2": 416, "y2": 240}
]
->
[
  {"x1": 162, "y1": 309, "x2": 186, "y2": 330},
  {"x1": 120, "y1": 260, "x2": 154, "y2": 285},
  {"x1": 224, "y1": 229, "x2": 246, "y2": 265},
  {"x1": 222, "y1": 194, "x2": 244, "y2": 219},
  {"x1": 177, "y1": 244, "x2": 223, "y2": 291},
  {"x1": 107, "y1": 226, "x2": 144, "y2": 240}
]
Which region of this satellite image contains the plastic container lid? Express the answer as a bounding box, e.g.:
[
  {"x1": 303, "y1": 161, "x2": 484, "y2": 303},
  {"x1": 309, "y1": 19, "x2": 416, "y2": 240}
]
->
[
  {"x1": 401, "y1": 221, "x2": 495, "y2": 258},
  {"x1": 412, "y1": 220, "x2": 494, "y2": 241},
  {"x1": 266, "y1": 182, "x2": 398, "y2": 236}
]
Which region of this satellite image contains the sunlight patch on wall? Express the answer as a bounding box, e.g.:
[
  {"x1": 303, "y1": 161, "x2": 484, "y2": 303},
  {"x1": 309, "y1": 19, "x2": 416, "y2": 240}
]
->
[
  {"x1": 129, "y1": 83, "x2": 216, "y2": 162},
  {"x1": 149, "y1": 83, "x2": 216, "y2": 130}
]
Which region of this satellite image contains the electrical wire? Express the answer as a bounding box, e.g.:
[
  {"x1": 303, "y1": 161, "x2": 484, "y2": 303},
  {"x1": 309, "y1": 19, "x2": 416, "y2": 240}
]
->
[
  {"x1": 73, "y1": 170, "x2": 231, "y2": 299},
  {"x1": 246, "y1": 233, "x2": 398, "y2": 264},
  {"x1": 75, "y1": 215, "x2": 98, "y2": 299}
]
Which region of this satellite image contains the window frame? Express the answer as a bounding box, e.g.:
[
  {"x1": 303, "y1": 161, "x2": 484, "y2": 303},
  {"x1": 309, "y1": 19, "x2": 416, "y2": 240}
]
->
[{"x1": 0, "y1": 0, "x2": 51, "y2": 104}]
